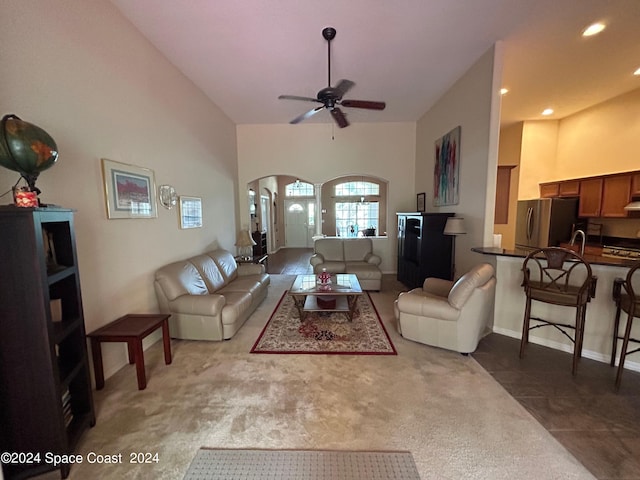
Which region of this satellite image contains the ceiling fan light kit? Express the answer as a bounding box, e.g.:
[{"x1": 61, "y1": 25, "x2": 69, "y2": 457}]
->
[{"x1": 278, "y1": 27, "x2": 386, "y2": 128}]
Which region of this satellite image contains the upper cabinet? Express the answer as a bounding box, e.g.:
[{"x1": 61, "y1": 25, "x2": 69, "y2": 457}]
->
[
  {"x1": 540, "y1": 182, "x2": 559, "y2": 198},
  {"x1": 578, "y1": 178, "x2": 603, "y2": 217},
  {"x1": 539, "y1": 180, "x2": 580, "y2": 198},
  {"x1": 559, "y1": 180, "x2": 580, "y2": 197},
  {"x1": 632, "y1": 173, "x2": 640, "y2": 196},
  {"x1": 601, "y1": 175, "x2": 632, "y2": 217},
  {"x1": 540, "y1": 170, "x2": 637, "y2": 218}
]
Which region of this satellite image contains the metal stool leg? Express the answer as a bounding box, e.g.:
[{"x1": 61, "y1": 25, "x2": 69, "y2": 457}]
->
[
  {"x1": 616, "y1": 307, "x2": 636, "y2": 390},
  {"x1": 520, "y1": 296, "x2": 532, "y2": 358}
]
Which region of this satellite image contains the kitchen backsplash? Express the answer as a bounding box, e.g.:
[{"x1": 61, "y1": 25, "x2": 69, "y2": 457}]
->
[{"x1": 589, "y1": 218, "x2": 640, "y2": 239}]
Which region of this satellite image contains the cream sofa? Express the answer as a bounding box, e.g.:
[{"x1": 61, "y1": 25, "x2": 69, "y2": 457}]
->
[
  {"x1": 394, "y1": 263, "x2": 496, "y2": 353},
  {"x1": 154, "y1": 249, "x2": 270, "y2": 341},
  {"x1": 310, "y1": 237, "x2": 382, "y2": 290}
]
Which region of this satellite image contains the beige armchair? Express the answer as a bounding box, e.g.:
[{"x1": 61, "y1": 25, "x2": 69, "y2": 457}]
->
[{"x1": 394, "y1": 263, "x2": 496, "y2": 353}]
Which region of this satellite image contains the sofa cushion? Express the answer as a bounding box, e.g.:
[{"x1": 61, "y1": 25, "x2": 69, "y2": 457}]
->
[
  {"x1": 314, "y1": 261, "x2": 346, "y2": 274},
  {"x1": 345, "y1": 262, "x2": 382, "y2": 280},
  {"x1": 155, "y1": 261, "x2": 208, "y2": 301},
  {"x1": 314, "y1": 239, "x2": 344, "y2": 262},
  {"x1": 220, "y1": 291, "x2": 253, "y2": 325},
  {"x1": 208, "y1": 250, "x2": 238, "y2": 283},
  {"x1": 219, "y1": 274, "x2": 265, "y2": 297},
  {"x1": 190, "y1": 254, "x2": 226, "y2": 292},
  {"x1": 343, "y1": 238, "x2": 373, "y2": 262}
]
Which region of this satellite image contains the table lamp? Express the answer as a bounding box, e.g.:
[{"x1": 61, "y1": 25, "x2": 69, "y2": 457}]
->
[
  {"x1": 235, "y1": 229, "x2": 256, "y2": 260},
  {"x1": 443, "y1": 217, "x2": 466, "y2": 279}
]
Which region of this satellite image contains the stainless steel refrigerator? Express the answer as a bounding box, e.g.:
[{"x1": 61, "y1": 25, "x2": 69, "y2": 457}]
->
[{"x1": 515, "y1": 198, "x2": 579, "y2": 250}]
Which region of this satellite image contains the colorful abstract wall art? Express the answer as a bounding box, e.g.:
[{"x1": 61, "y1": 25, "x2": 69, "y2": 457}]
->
[{"x1": 433, "y1": 126, "x2": 461, "y2": 206}]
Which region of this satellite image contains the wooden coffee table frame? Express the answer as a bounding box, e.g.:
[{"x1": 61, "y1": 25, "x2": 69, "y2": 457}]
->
[
  {"x1": 88, "y1": 313, "x2": 172, "y2": 390},
  {"x1": 289, "y1": 274, "x2": 363, "y2": 322}
]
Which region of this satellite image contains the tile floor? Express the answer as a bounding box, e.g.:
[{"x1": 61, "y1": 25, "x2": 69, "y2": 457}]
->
[{"x1": 268, "y1": 247, "x2": 640, "y2": 480}]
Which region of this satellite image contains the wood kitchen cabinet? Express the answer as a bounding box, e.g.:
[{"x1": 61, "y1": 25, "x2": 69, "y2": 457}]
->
[
  {"x1": 632, "y1": 173, "x2": 640, "y2": 195},
  {"x1": 601, "y1": 175, "x2": 631, "y2": 217},
  {"x1": 559, "y1": 180, "x2": 580, "y2": 197},
  {"x1": 494, "y1": 165, "x2": 515, "y2": 224},
  {"x1": 540, "y1": 169, "x2": 640, "y2": 217},
  {"x1": 540, "y1": 182, "x2": 559, "y2": 198},
  {"x1": 578, "y1": 178, "x2": 603, "y2": 217}
]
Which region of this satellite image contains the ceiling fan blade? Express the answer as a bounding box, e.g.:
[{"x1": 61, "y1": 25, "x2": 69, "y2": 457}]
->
[
  {"x1": 333, "y1": 79, "x2": 355, "y2": 98},
  {"x1": 290, "y1": 106, "x2": 324, "y2": 124},
  {"x1": 341, "y1": 99, "x2": 386, "y2": 110},
  {"x1": 330, "y1": 107, "x2": 349, "y2": 128},
  {"x1": 278, "y1": 95, "x2": 322, "y2": 103}
]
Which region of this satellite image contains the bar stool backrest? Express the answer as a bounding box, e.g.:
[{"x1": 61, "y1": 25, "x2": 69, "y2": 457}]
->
[{"x1": 522, "y1": 247, "x2": 596, "y2": 306}]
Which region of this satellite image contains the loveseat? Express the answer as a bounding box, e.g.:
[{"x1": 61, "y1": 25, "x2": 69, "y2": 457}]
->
[
  {"x1": 310, "y1": 237, "x2": 382, "y2": 290},
  {"x1": 154, "y1": 249, "x2": 270, "y2": 341}
]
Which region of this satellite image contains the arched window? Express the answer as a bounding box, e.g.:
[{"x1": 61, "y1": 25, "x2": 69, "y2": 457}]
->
[
  {"x1": 285, "y1": 180, "x2": 314, "y2": 197},
  {"x1": 322, "y1": 177, "x2": 387, "y2": 237}
]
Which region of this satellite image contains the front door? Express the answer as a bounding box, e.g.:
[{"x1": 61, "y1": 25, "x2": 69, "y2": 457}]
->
[{"x1": 285, "y1": 199, "x2": 313, "y2": 247}]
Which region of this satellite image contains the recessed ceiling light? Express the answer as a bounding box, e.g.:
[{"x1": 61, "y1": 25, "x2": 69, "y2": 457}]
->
[
  {"x1": 500, "y1": 88, "x2": 509, "y2": 95},
  {"x1": 634, "y1": 67, "x2": 640, "y2": 76},
  {"x1": 542, "y1": 108, "x2": 554, "y2": 116},
  {"x1": 582, "y1": 23, "x2": 606, "y2": 37}
]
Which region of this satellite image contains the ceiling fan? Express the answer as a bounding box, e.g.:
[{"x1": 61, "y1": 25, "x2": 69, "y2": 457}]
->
[{"x1": 278, "y1": 27, "x2": 386, "y2": 128}]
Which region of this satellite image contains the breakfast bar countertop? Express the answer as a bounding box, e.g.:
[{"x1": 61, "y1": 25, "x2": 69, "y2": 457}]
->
[{"x1": 471, "y1": 246, "x2": 639, "y2": 268}]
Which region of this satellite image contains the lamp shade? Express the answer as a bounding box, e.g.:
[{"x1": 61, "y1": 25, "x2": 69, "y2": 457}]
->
[
  {"x1": 235, "y1": 229, "x2": 256, "y2": 247},
  {"x1": 443, "y1": 217, "x2": 466, "y2": 235}
]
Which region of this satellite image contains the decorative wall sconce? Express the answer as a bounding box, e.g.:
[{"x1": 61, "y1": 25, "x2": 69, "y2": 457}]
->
[{"x1": 158, "y1": 185, "x2": 177, "y2": 209}]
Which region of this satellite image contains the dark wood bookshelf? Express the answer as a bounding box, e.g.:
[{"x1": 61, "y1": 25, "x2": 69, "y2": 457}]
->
[{"x1": 0, "y1": 206, "x2": 95, "y2": 480}]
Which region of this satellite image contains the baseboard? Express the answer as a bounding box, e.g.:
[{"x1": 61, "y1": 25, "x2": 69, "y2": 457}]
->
[{"x1": 492, "y1": 326, "x2": 640, "y2": 373}]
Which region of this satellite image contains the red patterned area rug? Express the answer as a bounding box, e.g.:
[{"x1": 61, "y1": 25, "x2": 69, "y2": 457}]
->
[{"x1": 250, "y1": 291, "x2": 396, "y2": 355}]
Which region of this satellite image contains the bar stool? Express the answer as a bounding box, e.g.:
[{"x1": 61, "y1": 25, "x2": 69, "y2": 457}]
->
[
  {"x1": 610, "y1": 261, "x2": 640, "y2": 390},
  {"x1": 520, "y1": 247, "x2": 597, "y2": 375}
]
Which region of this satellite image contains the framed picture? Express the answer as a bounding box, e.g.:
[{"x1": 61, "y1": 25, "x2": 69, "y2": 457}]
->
[
  {"x1": 179, "y1": 196, "x2": 203, "y2": 229},
  {"x1": 101, "y1": 158, "x2": 157, "y2": 219},
  {"x1": 416, "y1": 192, "x2": 426, "y2": 212},
  {"x1": 433, "y1": 126, "x2": 461, "y2": 206}
]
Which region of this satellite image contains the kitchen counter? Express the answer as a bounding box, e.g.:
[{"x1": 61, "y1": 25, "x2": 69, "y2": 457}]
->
[
  {"x1": 471, "y1": 246, "x2": 639, "y2": 268},
  {"x1": 471, "y1": 246, "x2": 640, "y2": 373}
]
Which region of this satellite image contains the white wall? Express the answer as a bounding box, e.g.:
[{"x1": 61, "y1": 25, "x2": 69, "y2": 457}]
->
[
  {"x1": 1, "y1": 0, "x2": 238, "y2": 379},
  {"x1": 415, "y1": 44, "x2": 503, "y2": 276},
  {"x1": 237, "y1": 122, "x2": 417, "y2": 273}
]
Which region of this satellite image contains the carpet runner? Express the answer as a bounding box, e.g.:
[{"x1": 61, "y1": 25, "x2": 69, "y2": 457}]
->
[
  {"x1": 250, "y1": 291, "x2": 396, "y2": 355},
  {"x1": 183, "y1": 448, "x2": 420, "y2": 480}
]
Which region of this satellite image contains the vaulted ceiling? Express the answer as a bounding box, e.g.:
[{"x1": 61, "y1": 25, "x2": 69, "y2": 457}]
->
[{"x1": 110, "y1": 0, "x2": 640, "y2": 127}]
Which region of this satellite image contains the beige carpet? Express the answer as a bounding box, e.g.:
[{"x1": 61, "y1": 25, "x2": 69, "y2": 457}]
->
[{"x1": 40, "y1": 274, "x2": 594, "y2": 480}]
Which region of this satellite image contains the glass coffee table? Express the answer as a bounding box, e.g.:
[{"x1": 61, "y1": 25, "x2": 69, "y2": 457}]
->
[{"x1": 289, "y1": 273, "x2": 363, "y2": 322}]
